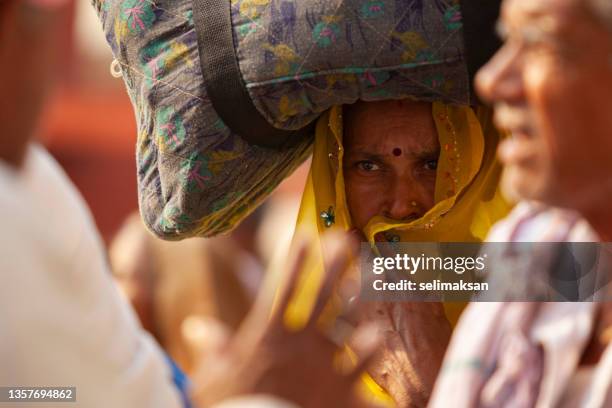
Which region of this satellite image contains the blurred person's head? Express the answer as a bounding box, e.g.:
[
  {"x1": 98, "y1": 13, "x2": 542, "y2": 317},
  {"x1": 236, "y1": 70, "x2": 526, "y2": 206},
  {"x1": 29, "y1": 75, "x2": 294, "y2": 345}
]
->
[
  {"x1": 343, "y1": 100, "x2": 439, "y2": 232},
  {"x1": 0, "y1": 0, "x2": 67, "y2": 166},
  {"x1": 110, "y1": 213, "x2": 253, "y2": 373},
  {"x1": 476, "y1": 0, "x2": 612, "y2": 222}
]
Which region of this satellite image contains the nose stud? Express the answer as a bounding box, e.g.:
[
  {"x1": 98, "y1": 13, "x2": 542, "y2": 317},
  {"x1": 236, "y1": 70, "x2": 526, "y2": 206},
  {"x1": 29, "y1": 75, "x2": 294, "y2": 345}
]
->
[
  {"x1": 384, "y1": 233, "x2": 401, "y2": 243},
  {"x1": 411, "y1": 201, "x2": 418, "y2": 207}
]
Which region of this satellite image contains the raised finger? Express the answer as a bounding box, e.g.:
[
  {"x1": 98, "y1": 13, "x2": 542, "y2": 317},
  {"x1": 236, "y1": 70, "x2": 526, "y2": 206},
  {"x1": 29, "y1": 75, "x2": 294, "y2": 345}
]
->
[
  {"x1": 308, "y1": 231, "x2": 351, "y2": 328},
  {"x1": 268, "y1": 232, "x2": 311, "y2": 328},
  {"x1": 347, "y1": 322, "x2": 381, "y2": 382}
]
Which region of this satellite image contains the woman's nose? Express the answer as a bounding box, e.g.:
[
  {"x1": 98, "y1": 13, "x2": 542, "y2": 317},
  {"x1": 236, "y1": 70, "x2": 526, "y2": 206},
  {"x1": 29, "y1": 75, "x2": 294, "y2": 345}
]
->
[
  {"x1": 385, "y1": 180, "x2": 429, "y2": 221},
  {"x1": 475, "y1": 43, "x2": 525, "y2": 105}
]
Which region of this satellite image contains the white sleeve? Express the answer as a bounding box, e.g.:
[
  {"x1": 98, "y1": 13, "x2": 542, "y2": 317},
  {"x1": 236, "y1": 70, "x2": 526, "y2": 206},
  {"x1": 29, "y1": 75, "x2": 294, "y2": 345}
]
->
[{"x1": 0, "y1": 146, "x2": 183, "y2": 408}]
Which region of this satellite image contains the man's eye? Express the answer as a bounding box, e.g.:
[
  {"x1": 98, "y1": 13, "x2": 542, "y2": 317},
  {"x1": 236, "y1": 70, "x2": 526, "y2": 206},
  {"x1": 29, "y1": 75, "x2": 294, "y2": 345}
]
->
[
  {"x1": 357, "y1": 161, "x2": 380, "y2": 172},
  {"x1": 424, "y1": 159, "x2": 438, "y2": 171}
]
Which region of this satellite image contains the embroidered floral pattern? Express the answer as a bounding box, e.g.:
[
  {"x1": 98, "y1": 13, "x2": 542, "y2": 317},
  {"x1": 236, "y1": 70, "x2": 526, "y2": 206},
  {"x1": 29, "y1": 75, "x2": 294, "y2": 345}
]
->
[
  {"x1": 444, "y1": 4, "x2": 462, "y2": 31},
  {"x1": 159, "y1": 206, "x2": 193, "y2": 233},
  {"x1": 141, "y1": 40, "x2": 193, "y2": 87},
  {"x1": 181, "y1": 152, "x2": 213, "y2": 193},
  {"x1": 360, "y1": 1, "x2": 385, "y2": 19},
  {"x1": 313, "y1": 20, "x2": 341, "y2": 48},
  {"x1": 93, "y1": 0, "x2": 471, "y2": 239},
  {"x1": 120, "y1": 0, "x2": 155, "y2": 35},
  {"x1": 156, "y1": 107, "x2": 186, "y2": 151}
]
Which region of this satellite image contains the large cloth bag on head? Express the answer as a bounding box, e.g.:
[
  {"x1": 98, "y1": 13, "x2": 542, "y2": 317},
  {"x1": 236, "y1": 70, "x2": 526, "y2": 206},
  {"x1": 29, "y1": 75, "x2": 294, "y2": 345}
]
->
[{"x1": 92, "y1": 0, "x2": 501, "y2": 239}]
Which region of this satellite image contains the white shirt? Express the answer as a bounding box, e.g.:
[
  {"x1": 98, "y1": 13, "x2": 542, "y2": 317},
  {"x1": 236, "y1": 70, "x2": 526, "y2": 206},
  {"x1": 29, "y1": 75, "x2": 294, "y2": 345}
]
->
[
  {"x1": 430, "y1": 202, "x2": 612, "y2": 408},
  {"x1": 0, "y1": 145, "x2": 183, "y2": 407}
]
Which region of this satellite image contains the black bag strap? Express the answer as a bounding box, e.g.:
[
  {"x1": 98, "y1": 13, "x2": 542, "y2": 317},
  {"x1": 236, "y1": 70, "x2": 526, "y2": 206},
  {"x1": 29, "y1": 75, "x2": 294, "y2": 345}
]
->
[
  {"x1": 460, "y1": 0, "x2": 503, "y2": 104},
  {"x1": 192, "y1": 0, "x2": 312, "y2": 148},
  {"x1": 193, "y1": 0, "x2": 502, "y2": 140}
]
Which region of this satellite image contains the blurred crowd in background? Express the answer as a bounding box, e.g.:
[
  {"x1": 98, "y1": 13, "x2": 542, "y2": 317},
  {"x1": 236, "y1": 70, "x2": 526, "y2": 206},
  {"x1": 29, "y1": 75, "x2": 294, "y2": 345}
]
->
[
  {"x1": 34, "y1": 0, "x2": 306, "y2": 375},
  {"x1": 3, "y1": 0, "x2": 612, "y2": 406}
]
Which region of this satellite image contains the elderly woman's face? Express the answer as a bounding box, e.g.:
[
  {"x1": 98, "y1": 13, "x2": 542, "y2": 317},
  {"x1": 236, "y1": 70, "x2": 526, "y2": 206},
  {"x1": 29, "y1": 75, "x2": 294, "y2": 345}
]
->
[{"x1": 343, "y1": 100, "x2": 439, "y2": 233}]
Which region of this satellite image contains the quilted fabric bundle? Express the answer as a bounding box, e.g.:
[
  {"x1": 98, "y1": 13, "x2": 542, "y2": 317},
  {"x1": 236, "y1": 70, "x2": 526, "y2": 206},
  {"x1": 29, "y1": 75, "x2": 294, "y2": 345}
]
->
[{"x1": 92, "y1": 0, "x2": 499, "y2": 239}]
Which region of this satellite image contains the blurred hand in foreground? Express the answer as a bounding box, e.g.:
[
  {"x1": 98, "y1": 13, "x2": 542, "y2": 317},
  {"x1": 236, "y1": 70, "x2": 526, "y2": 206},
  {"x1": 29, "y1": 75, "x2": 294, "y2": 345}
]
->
[{"x1": 191, "y1": 231, "x2": 380, "y2": 408}]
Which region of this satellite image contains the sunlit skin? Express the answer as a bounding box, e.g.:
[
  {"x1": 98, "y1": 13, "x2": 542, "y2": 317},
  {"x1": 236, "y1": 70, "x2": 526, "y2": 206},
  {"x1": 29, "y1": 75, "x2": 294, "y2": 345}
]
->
[
  {"x1": 476, "y1": 0, "x2": 612, "y2": 240},
  {"x1": 341, "y1": 101, "x2": 451, "y2": 406},
  {"x1": 476, "y1": 0, "x2": 612, "y2": 367},
  {"x1": 343, "y1": 100, "x2": 440, "y2": 234}
]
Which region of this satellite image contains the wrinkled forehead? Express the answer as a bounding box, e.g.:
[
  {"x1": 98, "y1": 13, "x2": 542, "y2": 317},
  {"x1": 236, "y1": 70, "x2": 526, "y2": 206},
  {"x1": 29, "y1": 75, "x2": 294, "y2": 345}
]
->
[
  {"x1": 343, "y1": 100, "x2": 438, "y2": 153},
  {"x1": 501, "y1": 0, "x2": 590, "y2": 34},
  {"x1": 504, "y1": 0, "x2": 578, "y2": 18},
  {"x1": 344, "y1": 100, "x2": 433, "y2": 135}
]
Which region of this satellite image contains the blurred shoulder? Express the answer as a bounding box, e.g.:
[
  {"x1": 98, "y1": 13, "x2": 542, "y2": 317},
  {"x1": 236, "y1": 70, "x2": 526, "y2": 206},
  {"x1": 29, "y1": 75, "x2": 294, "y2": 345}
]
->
[{"x1": 486, "y1": 201, "x2": 598, "y2": 242}]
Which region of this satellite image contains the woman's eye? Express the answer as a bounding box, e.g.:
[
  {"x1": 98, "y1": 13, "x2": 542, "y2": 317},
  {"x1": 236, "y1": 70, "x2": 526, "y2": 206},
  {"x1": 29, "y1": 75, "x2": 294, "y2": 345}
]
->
[
  {"x1": 424, "y1": 159, "x2": 438, "y2": 171},
  {"x1": 357, "y1": 161, "x2": 380, "y2": 172}
]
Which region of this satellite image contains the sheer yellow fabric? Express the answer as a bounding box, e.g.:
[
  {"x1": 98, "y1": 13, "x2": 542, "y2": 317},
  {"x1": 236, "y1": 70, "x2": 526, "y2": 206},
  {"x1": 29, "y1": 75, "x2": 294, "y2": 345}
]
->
[{"x1": 284, "y1": 103, "x2": 512, "y2": 406}]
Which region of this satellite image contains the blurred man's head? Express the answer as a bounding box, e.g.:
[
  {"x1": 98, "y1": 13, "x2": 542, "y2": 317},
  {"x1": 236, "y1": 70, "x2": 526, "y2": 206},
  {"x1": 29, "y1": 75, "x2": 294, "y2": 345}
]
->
[
  {"x1": 476, "y1": 0, "x2": 612, "y2": 213},
  {"x1": 343, "y1": 100, "x2": 439, "y2": 232},
  {"x1": 0, "y1": 0, "x2": 66, "y2": 166}
]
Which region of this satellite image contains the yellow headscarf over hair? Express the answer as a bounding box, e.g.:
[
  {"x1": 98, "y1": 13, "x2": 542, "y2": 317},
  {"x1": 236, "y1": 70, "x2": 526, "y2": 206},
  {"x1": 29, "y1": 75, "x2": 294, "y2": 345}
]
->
[{"x1": 283, "y1": 102, "x2": 511, "y2": 406}]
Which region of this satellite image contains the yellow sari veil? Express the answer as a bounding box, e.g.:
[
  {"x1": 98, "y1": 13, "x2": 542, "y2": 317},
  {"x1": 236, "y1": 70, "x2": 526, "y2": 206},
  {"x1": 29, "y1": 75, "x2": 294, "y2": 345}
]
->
[{"x1": 283, "y1": 102, "x2": 511, "y2": 405}]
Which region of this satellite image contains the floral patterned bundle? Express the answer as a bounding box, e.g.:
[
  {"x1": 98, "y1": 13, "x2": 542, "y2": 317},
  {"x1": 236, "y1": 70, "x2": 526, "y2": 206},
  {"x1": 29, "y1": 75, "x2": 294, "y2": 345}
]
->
[{"x1": 92, "y1": 0, "x2": 487, "y2": 239}]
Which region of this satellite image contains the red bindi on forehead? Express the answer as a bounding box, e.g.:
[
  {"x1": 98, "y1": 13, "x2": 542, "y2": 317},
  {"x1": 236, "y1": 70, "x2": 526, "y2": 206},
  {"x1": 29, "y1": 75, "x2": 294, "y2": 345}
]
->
[{"x1": 392, "y1": 148, "x2": 402, "y2": 157}]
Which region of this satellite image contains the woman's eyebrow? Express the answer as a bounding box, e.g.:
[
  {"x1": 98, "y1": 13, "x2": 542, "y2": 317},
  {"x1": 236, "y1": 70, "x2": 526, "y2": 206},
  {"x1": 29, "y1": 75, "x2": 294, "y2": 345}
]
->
[
  {"x1": 347, "y1": 147, "x2": 439, "y2": 160},
  {"x1": 345, "y1": 150, "x2": 386, "y2": 161},
  {"x1": 414, "y1": 147, "x2": 440, "y2": 159}
]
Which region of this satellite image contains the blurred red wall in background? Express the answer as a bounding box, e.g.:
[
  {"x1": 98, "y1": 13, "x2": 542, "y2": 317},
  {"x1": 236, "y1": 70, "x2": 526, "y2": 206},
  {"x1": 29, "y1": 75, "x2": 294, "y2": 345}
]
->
[{"x1": 39, "y1": 85, "x2": 139, "y2": 243}]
